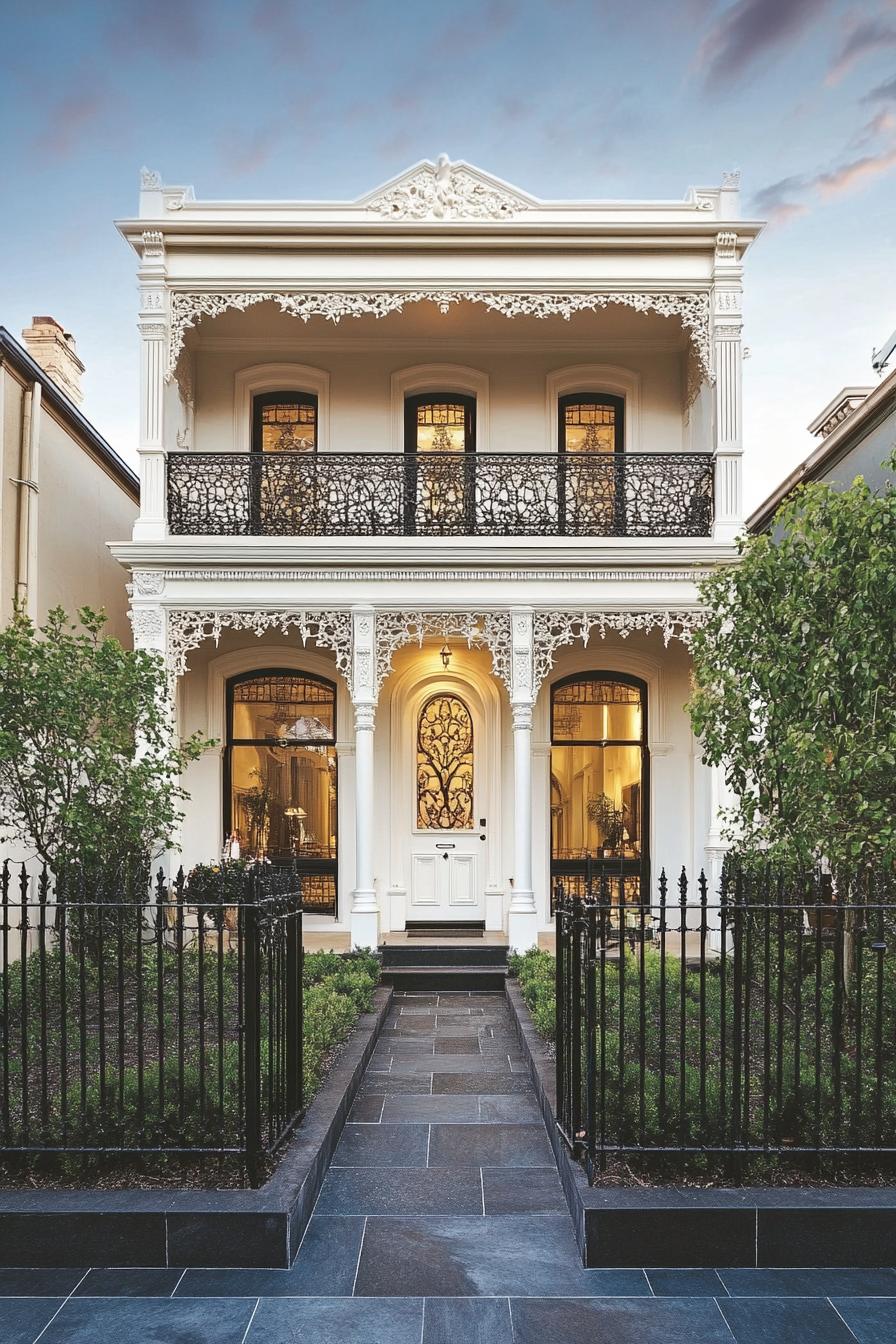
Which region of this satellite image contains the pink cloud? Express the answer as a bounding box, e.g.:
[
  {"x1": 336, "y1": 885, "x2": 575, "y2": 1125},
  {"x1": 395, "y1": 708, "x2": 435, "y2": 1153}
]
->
[
  {"x1": 753, "y1": 140, "x2": 896, "y2": 224},
  {"x1": 31, "y1": 88, "x2": 108, "y2": 159},
  {"x1": 828, "y1": 14, "x2": 896, "y2": 84},
  {"x1": 815, "y1": 144, "x2": 896, "y2": 195}
]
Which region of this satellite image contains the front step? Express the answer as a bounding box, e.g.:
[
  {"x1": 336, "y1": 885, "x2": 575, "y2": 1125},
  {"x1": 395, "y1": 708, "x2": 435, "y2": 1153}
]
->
[
  {"x1": 381, "y1": 944, "x2": 508, "y2": 968},
  {"x1": 379, "y1": 938, "x2": 508, "y2": 991},
  {"x1": 380, "y1": 963, "x2": 508, "y2": 992}
]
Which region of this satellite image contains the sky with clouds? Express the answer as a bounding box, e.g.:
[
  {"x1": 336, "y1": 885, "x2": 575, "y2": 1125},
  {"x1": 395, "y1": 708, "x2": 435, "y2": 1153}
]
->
[{"x1": 1, "y1": 0, "x2": 894, "y2": 511}]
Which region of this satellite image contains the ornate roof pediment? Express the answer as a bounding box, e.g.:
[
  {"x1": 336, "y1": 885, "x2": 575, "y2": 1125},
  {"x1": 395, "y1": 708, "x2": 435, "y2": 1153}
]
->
[{"x1": 361, "y1": 155, "x2": 534, "y2": 221}]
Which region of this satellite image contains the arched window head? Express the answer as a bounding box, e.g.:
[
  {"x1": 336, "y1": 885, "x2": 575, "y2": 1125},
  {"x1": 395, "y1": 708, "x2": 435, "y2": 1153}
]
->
[
  {"x1": 416, "y1": 693, "x2": 474, "y2": 830},
  {"x1": 405, "y1": 393, "x2": 476, "y2": 454},
  {"x1": 226, "y1": 670, "x2": 337, "y2": 912},
  {"x1": 559, "y1": 393, "x2": 624, "y2": 455},
  {"x1": 253, "y1": 391, "x2": 318, "y2": 453}
]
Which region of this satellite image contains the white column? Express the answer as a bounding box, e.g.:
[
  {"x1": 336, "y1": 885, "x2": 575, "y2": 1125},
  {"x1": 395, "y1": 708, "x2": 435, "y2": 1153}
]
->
[
  {"x1": 349, "y1": 606, "x2": 380, "y2": 949},
  {"x1": 128, "y1": 600, "x2": 178, "y2": 879},
  {"x1": 134, "y1": 229, "x2": 169, "y2": 541},
  {"x1": 711, "y1": 231, "x2": 744, "y2": 544},
  {"x1": 508, "y1": 607, "x2": 538, "y2": 951}
]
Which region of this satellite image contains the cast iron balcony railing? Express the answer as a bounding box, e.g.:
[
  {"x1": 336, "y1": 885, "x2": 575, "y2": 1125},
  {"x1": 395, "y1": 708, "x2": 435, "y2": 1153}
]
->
[{"x1": 166, "y1": 451, "x2": 714, "y2": 538}]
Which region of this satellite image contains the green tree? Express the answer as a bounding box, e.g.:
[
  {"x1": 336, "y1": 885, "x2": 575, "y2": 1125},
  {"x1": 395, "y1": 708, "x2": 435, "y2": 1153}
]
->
[
  {"x1": 688, "y1": 461, "x2": 896, "y2": 871},
  {"x1": 0, "y1": 606, "x2": 210, "y2": 880}
]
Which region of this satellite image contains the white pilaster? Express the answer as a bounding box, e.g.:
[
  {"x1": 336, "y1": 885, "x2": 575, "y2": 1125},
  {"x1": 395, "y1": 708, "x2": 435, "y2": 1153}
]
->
[
  {"x1": 508, "y1": 607, "x2": 538, "y2": 950},
  {"x1": 134, "y1": 228, "x2": 169, "y2": 541},
  {"x1": 712, "y1": 231, "x2": 744, "y2": 544},
  {"x1": 350, "y1": 606, "x2": 380, "y2": 949}
]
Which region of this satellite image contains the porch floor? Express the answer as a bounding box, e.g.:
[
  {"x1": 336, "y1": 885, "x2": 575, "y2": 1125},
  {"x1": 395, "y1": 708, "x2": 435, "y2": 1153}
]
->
[{"x1": 3, "y1": 993, "x2": 893, "y2": 1341}]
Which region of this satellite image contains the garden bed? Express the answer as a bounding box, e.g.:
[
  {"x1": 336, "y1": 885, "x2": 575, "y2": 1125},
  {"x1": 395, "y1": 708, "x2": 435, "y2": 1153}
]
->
[
  {"x1": 505, "y1": 977, "x2": 896, "y2": 1268},
  {"x1": 510, "y1": 945, "x2": 896, "y2": 1187},
  {"x1": 0, "y1": 986, "x2": 392, "y2": 1267},
  {"x1": 0, "y1": 943, "x2": 380, "y2": 1189}
]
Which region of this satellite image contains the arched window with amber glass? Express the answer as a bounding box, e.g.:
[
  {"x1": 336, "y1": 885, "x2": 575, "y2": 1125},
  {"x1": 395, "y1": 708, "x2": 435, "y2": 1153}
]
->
[
  {"x1": 416, "y1": 693, "x2": 474, "y2": 830},
  {"x1": 404, "y1": 393, "x2": 476, "y2": 534},
  {"x1": 252, "y1": 392, "x2": 318, "y2": 454},
  {"x1": 225, "y1": 670, "x2": 337, "y2": 914},
  {"x1": 558, "y1": 393, "x2": 625, "y2": 535},
  {"x1": 550, "y1": 672, "x2": 648, "y2": 904}
]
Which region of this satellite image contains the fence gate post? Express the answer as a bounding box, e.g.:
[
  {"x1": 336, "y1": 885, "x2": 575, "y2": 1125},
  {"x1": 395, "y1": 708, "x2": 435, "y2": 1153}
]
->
[
  {"x1": 243, "y1": 876, "x2": 262, "y2": 1187},
  {"x1": 285, "y1": 879, "x2": 303, "y2": 1119}
]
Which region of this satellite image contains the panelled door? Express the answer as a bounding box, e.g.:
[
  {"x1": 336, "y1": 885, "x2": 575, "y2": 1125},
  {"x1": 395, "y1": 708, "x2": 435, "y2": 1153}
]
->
[{"x1": 409, "y1": 690, "x2": 485, "y2": 920}]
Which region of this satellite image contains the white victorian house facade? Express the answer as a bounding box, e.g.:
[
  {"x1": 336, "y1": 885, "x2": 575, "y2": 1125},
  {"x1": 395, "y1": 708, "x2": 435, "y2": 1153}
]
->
[{"x1": 112, "y1": 158, "x2": 762, "y2": 951}]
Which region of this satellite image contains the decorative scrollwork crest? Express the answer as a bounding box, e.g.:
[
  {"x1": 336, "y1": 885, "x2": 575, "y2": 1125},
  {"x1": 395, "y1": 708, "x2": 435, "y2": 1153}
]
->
[{"x1": 368, "y1": 155, "x2": 528, "y2": 221}]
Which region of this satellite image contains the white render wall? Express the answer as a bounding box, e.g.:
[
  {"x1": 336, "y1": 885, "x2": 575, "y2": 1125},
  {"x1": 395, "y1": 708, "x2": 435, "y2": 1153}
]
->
[
  {"x1": 170, "y1": 624, "x2": 707, "y2": 933},
  {"x1": 190, "y1": 333, "x2": 690, "y2": 458}
]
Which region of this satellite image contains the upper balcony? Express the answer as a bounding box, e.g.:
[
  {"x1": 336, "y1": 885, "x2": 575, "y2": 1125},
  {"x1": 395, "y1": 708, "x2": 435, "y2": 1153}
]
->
[
  {"x1": 166, "y1": 449, "x2": 714, "y2": 538},
  {"x1": 117, "y1": 158, "x2": 763, "y2": 550}
]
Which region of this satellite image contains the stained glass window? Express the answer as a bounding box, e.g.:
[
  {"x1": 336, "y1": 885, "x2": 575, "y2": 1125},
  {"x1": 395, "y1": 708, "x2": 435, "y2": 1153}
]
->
[
  {"x1": 253, "y1": 393, "x2": 317, "y2": 453},
  {"x1": 550, "y1": 674, "x2": 648, "y2": 909},
  {"x1": 406, "y1": 394, "x2": 474, "y2": 453},
  {"x1": 226, "y1": 671, "x2": 337, "y2": 913},
  {"x1": 560, "y1": 395, "x2": 623, "y2": 455},
  {"x1": 416, "y1": 693, "x2": 474, "y2": 830}
]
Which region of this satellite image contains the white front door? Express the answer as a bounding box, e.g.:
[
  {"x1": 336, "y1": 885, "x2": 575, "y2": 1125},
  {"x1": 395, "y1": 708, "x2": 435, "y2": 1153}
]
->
[
  {"x1": 409, "y1": 834, "x2": 484, "y2": 918},
  {"x1": 409, "y1": 688, "x2": 486, "y2": 921}
]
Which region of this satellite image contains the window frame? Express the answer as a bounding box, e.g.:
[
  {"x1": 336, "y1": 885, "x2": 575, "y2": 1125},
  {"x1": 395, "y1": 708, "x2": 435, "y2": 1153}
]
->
[
  {"x1": 557, "y1": 392, "x2": 625, "y2": 456},
  {"x1": 549, "y1": 671, "x2": 650, "y2": 904},
  {"x1": 223, "y1": 668, "x2": 338, "y2": 915},
  {"x1": 251, "y1": 390, "x2": 320, "y2": 455},
  {"x1": 403, "y1": 392, "x2": 477, "y2": 455}
]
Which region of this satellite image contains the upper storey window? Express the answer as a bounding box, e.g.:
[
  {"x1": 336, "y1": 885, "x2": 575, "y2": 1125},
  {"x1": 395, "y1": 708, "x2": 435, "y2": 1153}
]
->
[
  {"x1": 252, "y1": 391, "x2": 318, "y2": 453},
  {"x1": 559, "y1": 394, "x2": 624, "y2": 455},
  {"x1": 405, "y1": 393, "x2": 476, "y2": 454}
]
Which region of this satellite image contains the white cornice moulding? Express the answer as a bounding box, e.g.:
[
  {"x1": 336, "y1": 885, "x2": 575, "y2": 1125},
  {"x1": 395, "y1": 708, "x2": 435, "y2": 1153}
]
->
[{"x1": 109, "y1": 537, "x2": 738, "y2": 570}]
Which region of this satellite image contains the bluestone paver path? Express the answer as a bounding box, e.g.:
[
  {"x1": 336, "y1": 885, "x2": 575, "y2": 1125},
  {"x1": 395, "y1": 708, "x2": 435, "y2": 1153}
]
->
[{"x1": 3, "y1": 993, "x2": 895, "y2": 1341}]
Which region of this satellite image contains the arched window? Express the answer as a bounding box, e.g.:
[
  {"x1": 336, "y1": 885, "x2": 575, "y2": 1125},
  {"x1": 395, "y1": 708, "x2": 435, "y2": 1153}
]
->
[
  {"x1": 252, "y1": 391, "x2": 318, "y2": 454},
  {"x1": 403, "y1": 393, "x2": 476, "y2": 534},
  {"x1": 416, "y1": 693, "x2": 474, "y2": 830},
  {"x1": 405, "y1": 393, "x2": 476, "y2": 454},
  {"x1": 550, "y1": 673, "x2": 648, "y2": 904},
  {"x1": 558, "y1": 393, "x2": 624, "y2": 455},
  {"x1": 225, "y1": 670, "x2": 337, "y2": 914},
  {"x1": 557, "y1": 394, "x2": 626, "y2": 535}
]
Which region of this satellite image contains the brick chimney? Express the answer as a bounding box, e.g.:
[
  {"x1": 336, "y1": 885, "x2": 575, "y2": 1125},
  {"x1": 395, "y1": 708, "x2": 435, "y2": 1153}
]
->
[{"x1": 21, "y1": 316, "x2": 85, "y2": 406}]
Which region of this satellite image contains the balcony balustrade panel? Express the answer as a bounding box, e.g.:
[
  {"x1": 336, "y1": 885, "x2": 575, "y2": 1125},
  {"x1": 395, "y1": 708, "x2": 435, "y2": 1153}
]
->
[{"x1": 166, "y1": 451, "x2": 714, "y2": 538}]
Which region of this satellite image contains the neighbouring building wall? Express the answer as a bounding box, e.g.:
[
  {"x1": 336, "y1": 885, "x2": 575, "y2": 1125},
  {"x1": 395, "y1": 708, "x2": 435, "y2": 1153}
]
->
[
  {"x1": 35, "y1": 405, "x2": 138, "y2": 643},
  {"x1": 815, "y1": 412, "x2": 896, "y2": 495},
  {"x1": 0, "y1": 341, "x2": 138, "y2": 640}
]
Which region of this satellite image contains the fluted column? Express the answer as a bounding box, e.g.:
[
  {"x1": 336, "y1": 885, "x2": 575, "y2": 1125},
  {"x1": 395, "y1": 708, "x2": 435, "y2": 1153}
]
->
[
  {"x1": 134, "y1": 228, "x2": 169, "y2": 541},
  {"x1": 508, "y1": 607, "x2": 538, "y2": 951},
  {"x1": 712, "y1": 230, "x2": 744, "y2": 543},
  {"x1": 350, "y1": 606, "x2": 380, "y2": 949}
]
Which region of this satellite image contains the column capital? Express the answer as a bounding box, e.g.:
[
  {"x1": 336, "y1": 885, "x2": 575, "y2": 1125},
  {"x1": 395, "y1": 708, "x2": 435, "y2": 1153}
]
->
[
  {"x1": 509, "y1": 606, "x2": 535, "y2": 707},
  {"x1": 350, "y1": 606, "x2": 377, "y2": 705},
  {"x1": 512, "y1": 703, "x2": 533, "y2": 731}
]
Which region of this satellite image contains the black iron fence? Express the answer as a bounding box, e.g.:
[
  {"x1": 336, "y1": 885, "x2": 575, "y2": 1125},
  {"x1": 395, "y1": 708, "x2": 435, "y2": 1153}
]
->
[
  {"x1": 0, "y1": 861, "x2": 303, "y2": 1186},
  {"x1": 167, "y1": 450, "x2": 714, "y2": 538},
  {"x1": 555, "y1": 861, "x2": 896, "y2": 1184}
]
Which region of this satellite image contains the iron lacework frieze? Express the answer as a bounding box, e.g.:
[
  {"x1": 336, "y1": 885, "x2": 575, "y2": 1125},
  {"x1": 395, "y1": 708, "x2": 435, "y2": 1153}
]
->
[{"x1": 167, "y1": 451, "x2": 714, "y2": 538}]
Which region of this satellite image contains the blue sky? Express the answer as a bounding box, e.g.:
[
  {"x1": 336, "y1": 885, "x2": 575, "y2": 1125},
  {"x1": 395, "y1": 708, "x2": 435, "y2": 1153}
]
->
[{"x1": 1, "y1": 0, "x2": 894, "y2": 511}]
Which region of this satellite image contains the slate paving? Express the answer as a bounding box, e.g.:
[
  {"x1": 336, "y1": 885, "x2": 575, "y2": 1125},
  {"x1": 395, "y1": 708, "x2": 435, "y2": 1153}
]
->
[{"x1": 3, "y1": 991, "x2": 896, "y2": 1341}]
